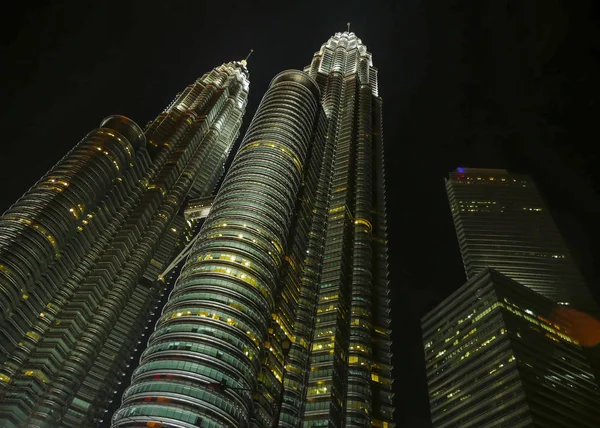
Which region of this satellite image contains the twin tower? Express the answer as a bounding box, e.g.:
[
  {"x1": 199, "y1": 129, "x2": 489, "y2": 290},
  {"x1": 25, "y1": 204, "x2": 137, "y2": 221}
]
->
[{"x1": 0, "y1": 32, "x2": 395, "y2": 427}]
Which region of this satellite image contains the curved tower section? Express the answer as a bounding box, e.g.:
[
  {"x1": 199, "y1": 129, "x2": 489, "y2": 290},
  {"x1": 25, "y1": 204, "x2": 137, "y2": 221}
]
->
[
  {"x1": 111, "y1": 71, "x2": 323, "y2": 427},
  {"x1": 0, "y1": 120, "x2": 142, "y2": 326},
  {"x1": 0, "y1": 60, "x2": 249, "y2": 428},
  {"x1": 109, "y1": 31, "x2": 394, "y2": 428}
]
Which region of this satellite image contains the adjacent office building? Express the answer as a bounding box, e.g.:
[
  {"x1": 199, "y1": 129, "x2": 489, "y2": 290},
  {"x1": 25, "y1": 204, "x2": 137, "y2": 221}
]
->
[
  {"x1": 445, "y1": 167, "x2": 599, "y2": 316},
  {"x1": 0, "y1": 60, "x2": 249, "y2": 427},
  {"x1": 111, "y1": 31, "x2": 394, "y2": 428},
  {"x1": 421, "y1": 167, "x2": 600, "y2": 427},
  {"x1": 422, "y1": 268, "x2": 600, "y2": 428}
]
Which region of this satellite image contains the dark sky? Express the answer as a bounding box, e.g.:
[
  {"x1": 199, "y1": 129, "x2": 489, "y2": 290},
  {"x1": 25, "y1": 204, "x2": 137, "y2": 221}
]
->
[{"x1": 2, "y1": 1, "x2": 600, "y2": 426}]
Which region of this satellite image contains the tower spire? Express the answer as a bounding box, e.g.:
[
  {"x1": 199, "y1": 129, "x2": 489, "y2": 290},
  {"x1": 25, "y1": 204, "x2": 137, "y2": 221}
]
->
[{"x1": 241, "y1": 49, "x2": 253, "y2": 66}]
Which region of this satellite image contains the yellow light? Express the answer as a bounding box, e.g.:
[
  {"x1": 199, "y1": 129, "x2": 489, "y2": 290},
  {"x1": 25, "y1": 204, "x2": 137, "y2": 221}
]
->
[{"x1": 354, "y1": 218, "x2": 372, "y2": 231}]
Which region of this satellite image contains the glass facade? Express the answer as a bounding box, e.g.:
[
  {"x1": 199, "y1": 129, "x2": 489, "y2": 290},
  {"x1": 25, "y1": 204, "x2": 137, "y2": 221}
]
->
[
  {"x1": 445, "y1": 167, "x2": 599, "y2": 317},
  {"x1": 422, "y1": 268, "x2": 600, "y2": 427},
  {"x1": 0, "y1": 60, "x2": 249, "y2": 427},
  {"x1": 301, "y1": 32, "x2": 393, "y2": 428},
  {"x1": 111, "y1": 32, "x2": 394, "y2": 428}
]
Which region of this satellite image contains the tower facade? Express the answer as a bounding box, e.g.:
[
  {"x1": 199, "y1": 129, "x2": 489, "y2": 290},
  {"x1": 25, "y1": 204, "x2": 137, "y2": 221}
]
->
[
  {"x1": 422, "y1": 268, "x2": 600, "y2": 428},
  {"x1": 422, "y1": 167, "x2": 600, "y2": 426},
  {"x1": 111, "y1": 31, "x2": 394, "y2": 428},
  {"x1": 445, "y1": 167, "x2": 598, "y2": 316},
  {"x1": 0, "y1": 60, "x2": 249, "y2": 427}
]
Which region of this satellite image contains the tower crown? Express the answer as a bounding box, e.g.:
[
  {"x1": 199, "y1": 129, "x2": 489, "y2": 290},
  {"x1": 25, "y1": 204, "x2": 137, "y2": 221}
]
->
[{"x1": 305, "y1": 30, "x2": 379, "y2": 97}]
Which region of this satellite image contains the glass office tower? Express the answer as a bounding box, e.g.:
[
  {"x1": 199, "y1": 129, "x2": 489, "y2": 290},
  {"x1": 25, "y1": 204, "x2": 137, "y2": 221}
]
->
[
  {"x1": 445, "y1": 168, "x2": 599, "y2": 316},
  {"x1": 422, "y1": 167, "x2": 600, "y2": 427},
  {"x1": 0, "y1": 60, "x2": 249, "y2": 427},
  {"x1": 422, "y1": 268, "x2": 600, "y2": 428},
  {"x1": 112, "y1": 31, "x2": 394, "y2": 428}
]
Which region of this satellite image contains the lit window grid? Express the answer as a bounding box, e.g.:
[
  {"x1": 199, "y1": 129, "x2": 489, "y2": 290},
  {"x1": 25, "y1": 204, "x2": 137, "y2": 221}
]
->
[
  {"x1": 422, "y1": 269, "x2": 600, "y2": 427},
  {"x1": 113, "y1": 70, "x2": 322, "y2": 428},
  {"x1": 445, "y1": 170, "x2": 599, "y2": 317},
  {"x1": 0, "y1": 61, "x2": 249, "y2": 426}
]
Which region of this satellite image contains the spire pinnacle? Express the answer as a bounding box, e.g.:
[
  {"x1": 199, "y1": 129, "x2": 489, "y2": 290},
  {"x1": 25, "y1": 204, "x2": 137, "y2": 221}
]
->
[
  {"x1": 347, "y1": 22, "x2": 351, "y2": 32},
  {"x1": 241, "y1": 49, "x2": 253, "y2": 66}
]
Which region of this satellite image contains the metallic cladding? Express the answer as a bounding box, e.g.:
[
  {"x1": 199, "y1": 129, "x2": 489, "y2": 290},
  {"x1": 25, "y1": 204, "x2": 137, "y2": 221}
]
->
[
  {"x1": 110, "y1": 32, "x2": 394, "y2": 428},
  {"x1": 0, "y1": 60, "x2": 248, "y2": 427},
  {"x1": 111, "y1": 70, "x2": 322, "y2": 427}
]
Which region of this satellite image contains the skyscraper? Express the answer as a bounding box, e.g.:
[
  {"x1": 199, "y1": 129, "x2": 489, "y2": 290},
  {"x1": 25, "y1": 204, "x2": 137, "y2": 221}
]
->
[
  {"x1": 422, "y1": 268, "x2": 600, "y2": 428},
  {"x1": 445, "y1": 167, "x2": 599, "y2": 316},
  {"x1": 111, "y1": 31, "x2": 394, "y2": 428},
  {"x1": 421, "y1": 167, "x2": 600, "y2": 426},
  {"x1": 0, "y1": 60, "x2": 249, "y2": 427}
]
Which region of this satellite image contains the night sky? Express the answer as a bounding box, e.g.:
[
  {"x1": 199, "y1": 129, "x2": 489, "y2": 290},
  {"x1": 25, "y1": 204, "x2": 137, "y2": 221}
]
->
[{"x1": 2, "y1": 1, "x2": 600, "y2": 426}]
